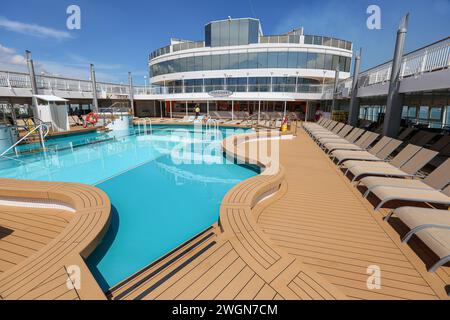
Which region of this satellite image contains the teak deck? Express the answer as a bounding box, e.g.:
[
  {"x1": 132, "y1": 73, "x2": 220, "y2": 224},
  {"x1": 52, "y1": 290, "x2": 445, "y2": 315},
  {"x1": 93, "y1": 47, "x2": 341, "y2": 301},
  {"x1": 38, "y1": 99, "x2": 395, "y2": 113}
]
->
[
  {"x1": 0, "y1": 180, "x2": 111, "y2": 300},
  {"x1": 0, "y1": 123, "x2": 448, "y2": 300},
  {"x1": 255, "y1": 129, "x2": 449, "y2": 299}
]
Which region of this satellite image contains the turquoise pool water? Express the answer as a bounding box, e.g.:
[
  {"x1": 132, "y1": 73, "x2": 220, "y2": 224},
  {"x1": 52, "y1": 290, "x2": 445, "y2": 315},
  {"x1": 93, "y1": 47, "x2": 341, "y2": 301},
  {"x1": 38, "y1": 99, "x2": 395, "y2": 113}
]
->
[{"x1": 0, "y1": 125, "x2": 258, "y2": 290}]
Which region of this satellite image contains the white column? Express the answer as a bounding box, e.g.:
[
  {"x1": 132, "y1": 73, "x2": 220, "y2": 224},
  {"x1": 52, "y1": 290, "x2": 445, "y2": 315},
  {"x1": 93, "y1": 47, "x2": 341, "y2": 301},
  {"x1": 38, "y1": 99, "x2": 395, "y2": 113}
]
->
[
  {"x1": 170, "y1": 101, "x2": 173, "y2": 119},
  {"x1": 283, "y1": 101, "x2": 287, "y2": 117},
  {"x1": 185, "y1": 101, "x2": 188, "y2": 116},
  {"x1": 207, "y1": 100, "x2": 210, "y2": 115},
  {"x1": 305, "y1": 101, "x2": 309, "y2": 122},
  {"x1": 258, "y1": 100, "x2": 261, "y2": 124},
  {"x1": 231, "y1": 100, "x2": 234, "y2": 120}
]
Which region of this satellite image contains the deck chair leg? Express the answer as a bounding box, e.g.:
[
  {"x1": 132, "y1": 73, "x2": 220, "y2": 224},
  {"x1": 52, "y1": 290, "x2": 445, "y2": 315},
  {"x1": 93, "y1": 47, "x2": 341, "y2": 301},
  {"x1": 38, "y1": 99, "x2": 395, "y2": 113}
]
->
[
  {"x1": 375, "y1": 199, "x2": 389, "y2": 211},
  {"x1": 428, "y1": 256, "x2": 450, "y2": 273},
  {"x1": 383, "y1": 210, "x2": 395, "y2": 221},
  {"x1": 402, "y1": 226, "x2": 425, "y2": 243},
  {"x1": 363, "y1": 188, "x2": 372, "y2": 198}
]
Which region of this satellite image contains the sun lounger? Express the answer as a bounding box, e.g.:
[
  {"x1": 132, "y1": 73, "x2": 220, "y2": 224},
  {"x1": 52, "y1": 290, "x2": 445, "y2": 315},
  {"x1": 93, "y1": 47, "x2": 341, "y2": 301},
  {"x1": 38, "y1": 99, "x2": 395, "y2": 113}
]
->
[
  {"x1": 430, "y1": 135, "x2": 450, "y2": 152},
  {"x1": 332, "y1": 137, "x2": 401, "y2": 165},
  {"x1": 408, "y1": 131, "x2": 438, "y2": 147},
  {"x1": 345, "y1": 145, "x2": 438, "y2": 182},
  {"x1": 311, "y1": 123, "x2": 346, "y2": 140},
  {"x1": 385, "y1": 207, "x2": 450, "y2": 272},
  {"x1": 371, "y1": 182, "x2": 450, "y2": 210},
  {"x1": 318, "y1": 127, "x2": 364, "y2": 147},
  {"x1": 305, "y1": 120, "x2": 337, "y2": 135},
  {"x1": 359, "y1": 158, "x2": 450, "y2": 198},
  {"x1": 324, "y1": 132, "x2": 379, "y2": 154},
  {"x1": 397, "y1": 127, "x2": 416, "y2": 140},
  {"x1": 315, "y1": 125, "x2": 354, "y2": 142}
]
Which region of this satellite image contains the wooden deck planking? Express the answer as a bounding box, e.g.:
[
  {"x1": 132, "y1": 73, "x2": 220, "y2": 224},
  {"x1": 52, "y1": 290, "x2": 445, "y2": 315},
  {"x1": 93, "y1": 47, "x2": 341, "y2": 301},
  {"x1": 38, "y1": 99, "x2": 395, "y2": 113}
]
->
[
  {"x1": 255, "y1": 129, "x2": 449, "y2": 300},
  {"x1": 0, "y1": 179, "x2": 111, "y2": 300},
  {"x1": 0, "y1": 207, "x2": 70, "y2": 275}
]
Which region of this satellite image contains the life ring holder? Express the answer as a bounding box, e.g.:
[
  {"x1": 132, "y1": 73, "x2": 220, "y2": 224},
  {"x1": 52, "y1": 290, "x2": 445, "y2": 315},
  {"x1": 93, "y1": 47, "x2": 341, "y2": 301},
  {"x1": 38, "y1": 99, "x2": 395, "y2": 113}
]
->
[{"x1": 84, "y1": 112, "x2": 99, "y2": 127}]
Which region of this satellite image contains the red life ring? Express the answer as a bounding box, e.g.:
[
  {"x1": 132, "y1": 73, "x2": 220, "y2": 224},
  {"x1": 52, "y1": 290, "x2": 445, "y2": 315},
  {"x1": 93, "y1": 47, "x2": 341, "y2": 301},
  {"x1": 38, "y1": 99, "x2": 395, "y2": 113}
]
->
[{"x1": 85, "y1": 112, "x2": 99, "y2": 126}]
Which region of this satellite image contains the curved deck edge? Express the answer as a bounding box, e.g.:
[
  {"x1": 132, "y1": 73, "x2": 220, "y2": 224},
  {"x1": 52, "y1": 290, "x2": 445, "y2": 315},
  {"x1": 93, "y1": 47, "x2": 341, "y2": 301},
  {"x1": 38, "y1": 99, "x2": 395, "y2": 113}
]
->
[
  {"x1": 0, "y1": 179, "x2": 111, "y2": 300},
  {"x1": 220, "y1": 131, "x2": 347, "y2": 300}
]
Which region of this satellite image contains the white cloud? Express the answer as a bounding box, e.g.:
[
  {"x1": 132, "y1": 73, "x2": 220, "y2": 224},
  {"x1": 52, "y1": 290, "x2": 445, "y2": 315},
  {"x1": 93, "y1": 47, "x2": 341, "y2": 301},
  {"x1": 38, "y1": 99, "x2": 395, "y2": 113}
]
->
[
  {"x1": 0, "y1": 16, "x2": 72, "y2": 40},
  {"x1": 0, "y1": 44, "x2": 27, "y2": 71},
  {"x1": 0, "y1": 43, "x2": 121, "y2": 82}
]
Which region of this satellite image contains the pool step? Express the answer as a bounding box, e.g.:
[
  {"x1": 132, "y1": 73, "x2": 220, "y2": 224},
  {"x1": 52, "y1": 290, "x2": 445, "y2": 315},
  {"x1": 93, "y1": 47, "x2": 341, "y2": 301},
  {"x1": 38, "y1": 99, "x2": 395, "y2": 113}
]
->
[{"x1": 106, "y1": 225, "x2": 218, "y2": 300}]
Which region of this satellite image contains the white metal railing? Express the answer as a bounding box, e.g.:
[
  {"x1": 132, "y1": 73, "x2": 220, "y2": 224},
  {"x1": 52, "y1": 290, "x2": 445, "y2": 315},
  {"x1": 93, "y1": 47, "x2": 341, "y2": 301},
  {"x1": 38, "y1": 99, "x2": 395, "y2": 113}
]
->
[
  {"x1": 359, "y1": 37, "x2": 450, "y2": 88},
  {"x1": 0, "y1": 123, "x2": 49, "y2": 157},
  {"x1": 1, "y1": 70, "x2": 334, "y2": 97},
  {"x1": 0, "y1": 71, "x2": 130, "y2": 95},
  {"x1": 136, "y1": 83, "x2": 335, "y2": 95}
]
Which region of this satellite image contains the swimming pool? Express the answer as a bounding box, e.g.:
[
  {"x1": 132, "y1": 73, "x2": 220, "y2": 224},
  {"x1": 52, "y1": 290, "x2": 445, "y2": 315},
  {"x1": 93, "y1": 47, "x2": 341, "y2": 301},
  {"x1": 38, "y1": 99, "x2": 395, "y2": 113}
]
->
[{"x1": 0, "y1": 125, "x2": 258, "y2": 290}]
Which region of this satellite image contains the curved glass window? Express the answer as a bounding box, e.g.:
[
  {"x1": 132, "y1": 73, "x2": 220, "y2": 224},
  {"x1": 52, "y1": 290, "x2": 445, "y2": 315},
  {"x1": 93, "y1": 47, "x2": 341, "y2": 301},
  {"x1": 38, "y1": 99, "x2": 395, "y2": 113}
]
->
[
  {"x1": 151, "y1": 51, "x2": 351, "y2": 77},
  {"x1": 164, "y1": 76, "x2": 322, "y2": 93}
]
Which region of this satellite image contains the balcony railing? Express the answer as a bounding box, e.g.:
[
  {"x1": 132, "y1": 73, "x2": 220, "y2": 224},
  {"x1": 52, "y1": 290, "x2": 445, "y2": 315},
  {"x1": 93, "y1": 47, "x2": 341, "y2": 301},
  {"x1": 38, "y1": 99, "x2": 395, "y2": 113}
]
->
[
  {"x1": 1, "y1": 70, "x2": 333, "y2": 97},
  {"x1": 358, "y1": 37, "x2": 450, "y2": 88},
  {"x1": 133, "y1": 83, "x2": 334, "y2": 96},
  {"x1": 0, "y1": 71, "x2": 130, "y2": 95}
]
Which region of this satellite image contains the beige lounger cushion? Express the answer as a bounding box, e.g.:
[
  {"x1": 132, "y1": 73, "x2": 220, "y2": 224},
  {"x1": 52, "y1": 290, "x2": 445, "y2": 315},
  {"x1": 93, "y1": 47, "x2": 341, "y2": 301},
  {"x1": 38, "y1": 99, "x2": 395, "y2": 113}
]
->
[
  {"x1": 324, "y1": 143, "x2": 363, "y2": 152},
  {"x1": 395, "y1": 207, "x2": 450, "y2": 230},
  {"x1": 338, "y1": 154, "x2": 383, "y2": 166},
  {"x1": 349, "y1": 165, "x2": 413, "y2": 180},
  {"x1": 313, "y1": 132, "x2": 340, "y2": 138},
  {"x1": 332, "y1": 149, "x2": 378, "y2": 159},
  {"x1": 359, "y1": 177, "x2": 434, "y2": 191},
  {"x1": 371, "y1": 186, "x2": 450, "y2": 207},
  {"x1": 318, "y1": 137, "x2": 350, "y2": 144},
  {"x1": 394, "y1": 207, "x2": 450, "y2": 259},
  {"x1": 416, "y1": 228, "x2": 450, "y2": 260}
]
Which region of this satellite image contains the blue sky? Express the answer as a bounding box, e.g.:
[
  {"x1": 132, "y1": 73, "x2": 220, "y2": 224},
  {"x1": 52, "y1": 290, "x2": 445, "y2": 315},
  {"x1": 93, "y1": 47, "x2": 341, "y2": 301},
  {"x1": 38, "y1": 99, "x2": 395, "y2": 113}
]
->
[{"x1": 0, "y1": 0, "x2": 448, "y2": 84}]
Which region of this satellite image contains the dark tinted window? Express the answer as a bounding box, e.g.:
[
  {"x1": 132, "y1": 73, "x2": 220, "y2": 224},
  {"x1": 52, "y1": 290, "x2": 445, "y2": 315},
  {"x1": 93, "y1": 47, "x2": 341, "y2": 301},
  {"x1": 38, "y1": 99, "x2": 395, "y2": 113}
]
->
[
  {"x1": 307, "y1": 52, "x2": 317, "y2": 69},
  {"x1": 297, "y1": 52, "x2": 307, "y2": 68},
  {"x1": 277, "y1": 52, "x2": 288, "y2": 68},
  {"x1": 248, "y1": 53, "x2": 258, "y2": 68},
  {"x1": 287, "y1": 52, "x2": 297, "y2": 68},
  {"x1": 267, "y1": 52, "x2": 278, "y2": 68},
  {"x1": 229, "y1": 20, "x2": 240, "y2": 46},
  {"x1": 211, "y1": 54, "x2": 220, "y2": 70},
  {"x1": 257, "y1": 52, "x2": 268, "y2": 68},
  {"x1": 220, "y1": 54, "x2": 229, "y2": 69},
  {"x1": 238, "y1": 53, "x2": 248, "y2": 69},
  {"x1": 315, "y1": 53, "x2": 325, "y2": 70}
]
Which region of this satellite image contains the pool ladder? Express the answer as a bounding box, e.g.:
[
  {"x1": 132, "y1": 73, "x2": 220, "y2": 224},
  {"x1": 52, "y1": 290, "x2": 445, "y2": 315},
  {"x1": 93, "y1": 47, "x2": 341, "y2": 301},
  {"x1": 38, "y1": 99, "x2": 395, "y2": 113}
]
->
[
  {"x1": 205, "y1": 118, "x2": 219, "y2": 140},
  {"x1": 136, "y1": 118, "x2": 153, "y2": 135}
]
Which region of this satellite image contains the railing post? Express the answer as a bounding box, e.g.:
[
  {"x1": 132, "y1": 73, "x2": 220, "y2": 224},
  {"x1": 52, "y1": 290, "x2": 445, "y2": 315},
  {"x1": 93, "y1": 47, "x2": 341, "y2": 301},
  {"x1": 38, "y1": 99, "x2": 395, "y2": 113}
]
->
[
  {"x1": 420, "y1": 49, "x2": 428, "y2": 74},
  {"x1": 401, "y1": 60, "x2": 406, "y2": 78},
  {"x1": 90, "y1": 64, "x2": 99, "y2": 113},
  {"x1": 6, "y1": 72, "x2": 11, "y2": 88}
]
